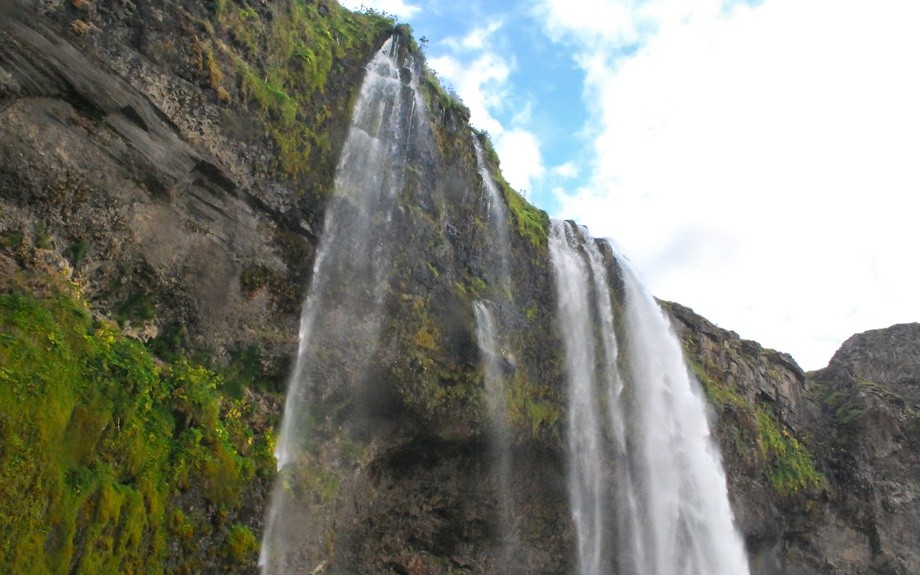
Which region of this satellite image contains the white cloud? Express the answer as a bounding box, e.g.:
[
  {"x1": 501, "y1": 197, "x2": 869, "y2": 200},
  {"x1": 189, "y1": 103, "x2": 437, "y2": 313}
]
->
[
  {"x1": 428, "y1": 49, "x2": 510, "y2": 134},
  {"x1": 338, "y1": 0, "x2": 421, "y2": 18},
  {"x1": 460, "y1": 20, "x2": 504, "y2": 50},
  {"x1": 495, "y1": 129, "x2": 546, "y2": 194},
  {"x1": 544, "y1": 0, "x2": 920, "y2": 369},
  {"x1": 428, "y1": 20, "x2": 547, "y2": 193},
  {"x1": 552, "y1": 162, "x2": 579, "y2": 178}
]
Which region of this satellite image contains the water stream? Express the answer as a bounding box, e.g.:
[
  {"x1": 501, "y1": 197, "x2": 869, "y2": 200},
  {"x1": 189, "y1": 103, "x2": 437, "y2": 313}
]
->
[
  {"x1": 471, "y1": 135, "x2": 517, "y2": 566},
  {"x1": 260, "y1": 33, "x2": 748, "y2": 575},
  {"x1": 260, "y1": 36, "x2": 423, "y2": 574},
  {"x1": 549, "y1": 220, "x2": 749, "y2": 575}
]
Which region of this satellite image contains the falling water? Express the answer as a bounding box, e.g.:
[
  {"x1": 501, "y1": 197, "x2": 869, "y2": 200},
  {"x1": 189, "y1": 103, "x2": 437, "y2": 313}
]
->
[
  {"x1": 580, "y1": 229, "x2": 645, "y2": 572},
  {"x1": 471, "y1": 135, "x2": 517, "y2": 565},
  {"x1": 472, "y1": 302, "x2": 515, "y2": 560},
  {"x1": 548, "y1": 220, "x2": 749, "y2": 575},
  {"x1": 619, "y1": 258, "x2": 750, "y2": 575},
  {"x1": 549, "y1": 221, "x2": 611, "y2": 575},
  {"x1": 472, "y1": 136, "x2": 511, "y2": 286},
  {"x1": 260, "y1": 37, "x2": 423, "y2": 574}
]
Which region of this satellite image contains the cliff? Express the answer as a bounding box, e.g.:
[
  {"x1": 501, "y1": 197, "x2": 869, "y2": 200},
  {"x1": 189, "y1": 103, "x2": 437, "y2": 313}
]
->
[
  {"x1": 670, "y1": 304, "x2": 919, "y2": 574},
  {"x1": 0, "y1": 1, "x2": 917, "y2": 573}
]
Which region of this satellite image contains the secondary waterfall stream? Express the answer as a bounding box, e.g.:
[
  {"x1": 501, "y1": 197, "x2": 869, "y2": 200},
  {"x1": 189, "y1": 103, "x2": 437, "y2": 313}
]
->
[
  {"x1": 260, "y1": 37, "x2": 423, "y2": 574},
  {"x1": 549, "y1": 221, "x2": 750, "y2": 575},
  {"x1": 471, "y1": 135, "x2": 517, "y2": 566}
]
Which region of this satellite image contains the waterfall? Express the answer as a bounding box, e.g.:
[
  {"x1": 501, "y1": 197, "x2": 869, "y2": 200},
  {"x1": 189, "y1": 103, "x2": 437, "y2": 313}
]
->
[
  {"x1": 619, "y1": 257, "x2": 750, "y2": 575},
  {"x1": 260, "y1": 37, "x2": 423, "y2": 574},
  {"x1": 549, "y1": 220, "x2": 749, "y2": 575},
  {"x1": 549, "y1": 221, "x2": 611, "y2": 575},
  {"x1": 472, "y1": 302, "x2": 515, "y2": 561},
  {"x1": 258, "y1": 30, "x2": 747, "y2": 575},
  {"x1": 471, "y1": 135, "x2": 517, "y2": 566},
  {"x1": 472, "y1": 136, "x2": 511, "y2": 286}
]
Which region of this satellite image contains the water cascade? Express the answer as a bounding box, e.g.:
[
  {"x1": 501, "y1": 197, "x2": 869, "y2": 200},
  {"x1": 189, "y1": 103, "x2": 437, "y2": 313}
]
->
[
  {"x1": 619, "y1": 256, "x2": 750, "y2": 575},
  {"x1": 471, "y1": 136, "x2": 517, "y2": 564},
  {"x1": 472, "y1": 302, "x2": 515, "y2": 560},
  {"x1": 258, "y1": 29, "x2": 748, "y2": 575},
  {"x1": 260, "y1": 37, "x2": 425, "y2": 574},
  {"x1": 549, "y1": 220, "x2": 749, "y2": 575},
  {"x1": 548, "y1": 221, "x2": 613, "y2": 575},
  {"x1": 472, "y1": 136, "x2": 512, "y2": 285}
]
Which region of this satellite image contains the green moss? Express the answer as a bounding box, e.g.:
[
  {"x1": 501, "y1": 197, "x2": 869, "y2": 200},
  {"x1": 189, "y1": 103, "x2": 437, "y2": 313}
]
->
[
  {"x1": 35, "y1": 219, "x2": 52, "y2": 249},
  {"x1": 507, "y1": 369, "x2": 560, "y2": 441},
  {"x1": 689, "y1": 358, "x2": 824, "y2": 495},
  {"x1": 472, "y1": 134, "x2": 548, "y2": 250},
  {"x1": 454, "y1": 275, "x2": 489, "y2": 301},
  {"x1": 64, "y1": 239, "x2": 87, "y2": 264},
  {"x1": 206, "y1": 0, "x2": 393, "y2": 182},
  {"x1": 1, "y1": 229, "x2": 24, "y2": 248},
  {"x1": 0, "y1": 288, "x2": 167, "y2": 572},
  {"x1": 689, "y1": 359, "x2": 747, "y2": 411},
  {"x1": 503, "y1": 185, "x2": 549, "y2": 249},
  {"x1": 226, "y1": 523, "x2": 259, "y2": 562},
  {"x1": 114, "y1": 288, "x2": 156, "y2": 326},
  {"x1": 755, "y1": 410, "x2": 825, "y2": 495},
  {"x1": 392, "y1": 296, "x2": 483, "y2": 424},
  {"x1": 238, "y1": 62, "x2": 298, "y2": 125},
  {"x1": 221, "y1": 344, "x2": 275, "y2": 395},
  {"x1": 0, "y1": 271, "x2": 271, "y2": 573}
]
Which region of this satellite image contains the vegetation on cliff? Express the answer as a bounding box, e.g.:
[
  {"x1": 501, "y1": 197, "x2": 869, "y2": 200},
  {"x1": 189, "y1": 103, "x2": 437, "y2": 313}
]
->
[
  {"x1": 204, "y1": 0, "x2": 394, "y2": 185},
  {"x1": 475, "y1": 130, "x2": 549, "y2": 250},
  {"x1": 0, "y1": 268, "x2": 274, "y2": 574},
  {"x1": 689, "y1": 357, "x2": 825, "y2": 496}
]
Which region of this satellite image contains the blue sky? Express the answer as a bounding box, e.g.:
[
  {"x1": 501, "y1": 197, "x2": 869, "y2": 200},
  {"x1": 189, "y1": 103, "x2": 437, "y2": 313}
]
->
[{"x1": 342, "y1": 0, "x2": 920, "y2": 370}]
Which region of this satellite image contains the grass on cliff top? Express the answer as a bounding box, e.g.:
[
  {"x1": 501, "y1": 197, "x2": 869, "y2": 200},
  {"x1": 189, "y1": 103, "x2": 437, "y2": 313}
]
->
[
  {"x1": 0, "y1": 272, "x2": 273, "y2": 574},
  {"x1": 201, "y1": 0, "x2": 394, "y2": 183}
]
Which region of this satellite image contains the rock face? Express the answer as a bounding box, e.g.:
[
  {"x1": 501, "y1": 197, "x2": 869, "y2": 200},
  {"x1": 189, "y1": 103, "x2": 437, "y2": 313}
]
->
[
  {"x1": 806, "y1": 325, "x2": 920, "y2": 575},
  {"x1": 671, "y1": 304, "x2": 920, "y2": 575},
  {"x1": 1, "y1": 1, "x2": 919, "y2": 574},
  {"x1": 0, "y1": 0, "x2": 391, "y2": 388}
]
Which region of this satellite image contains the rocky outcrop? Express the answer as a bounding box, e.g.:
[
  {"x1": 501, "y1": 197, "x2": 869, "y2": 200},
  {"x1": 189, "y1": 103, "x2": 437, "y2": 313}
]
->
[
  {"x1": 0, "y1": 0, "x2": 390, "y2": 386},
  {"x1": 806, "y1": 325, "x2": 920, "y2": 575},
  {"x1": 668, "y1": 302, "x2": 825, "y2": 573},
  {"x1": 671, "y1": 303, "x2": 920, "y2": 575}
]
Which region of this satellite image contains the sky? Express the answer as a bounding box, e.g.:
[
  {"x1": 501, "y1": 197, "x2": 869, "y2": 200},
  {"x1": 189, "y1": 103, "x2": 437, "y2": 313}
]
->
[{"x1": 340, "y1": 0, "x2": 920, "y2": 371}]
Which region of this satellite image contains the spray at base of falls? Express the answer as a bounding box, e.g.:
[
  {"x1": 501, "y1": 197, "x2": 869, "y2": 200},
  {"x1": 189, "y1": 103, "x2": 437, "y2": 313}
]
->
[{"x1": 549, "y1": 220, "x2": 750, "y2": 575}]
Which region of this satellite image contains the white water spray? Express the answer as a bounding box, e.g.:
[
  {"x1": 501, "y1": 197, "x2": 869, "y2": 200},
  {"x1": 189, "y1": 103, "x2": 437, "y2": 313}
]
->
[
  {"x1": 549, "y1": 220, "x2": 749, "y2": 575},
  {"x1": 473, "y1": 301, "x2": 514, "y2": 545},
  {"x1": 619, "y1": 258, "x2": 750, "y2": 575},
  {"x1": 472, "y1": 136, "x2": 511, "y2": 285},
  {"x1": 549, "y1": 221, "x2": 610, "y2": 575}
]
